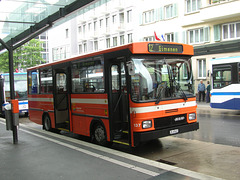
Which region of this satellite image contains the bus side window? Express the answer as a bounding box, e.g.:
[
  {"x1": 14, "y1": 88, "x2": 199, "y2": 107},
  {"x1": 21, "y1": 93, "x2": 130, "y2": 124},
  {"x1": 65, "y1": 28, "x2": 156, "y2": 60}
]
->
[
  {"x1": 28, "y1": 71, "x2": 39, "y2": 94},
  {"x1": 40, "y1": 68, "x2": 53, "y2": 94},
  {"x1": 213, "y1": 66, "x2": 231, "y2": 89},
  {"x1": 72, "y1": 57, "x2": 104, "y2": 93}
]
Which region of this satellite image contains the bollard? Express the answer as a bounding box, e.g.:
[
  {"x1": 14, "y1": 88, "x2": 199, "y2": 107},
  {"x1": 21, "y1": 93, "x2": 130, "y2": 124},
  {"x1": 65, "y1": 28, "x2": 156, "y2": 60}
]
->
[
  {"x1": 5, "y1": 103, "x2": 12, "y2": 130},
  {"x1": 11, "y1": 99, "x2": 19, "y2": 126},
  {"x1": 4, "y1": 100, "x2": 19, "y2": 144}
]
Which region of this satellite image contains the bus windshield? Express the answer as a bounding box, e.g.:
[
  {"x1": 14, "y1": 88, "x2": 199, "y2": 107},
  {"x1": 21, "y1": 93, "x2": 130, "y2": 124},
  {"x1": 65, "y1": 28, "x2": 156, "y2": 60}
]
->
[
  {"x1": 130, "y1": 56, "x2": 194, "y2": 103},
  {"x1": 3, "y1": 75, "x2": 28, "y2": 101}
]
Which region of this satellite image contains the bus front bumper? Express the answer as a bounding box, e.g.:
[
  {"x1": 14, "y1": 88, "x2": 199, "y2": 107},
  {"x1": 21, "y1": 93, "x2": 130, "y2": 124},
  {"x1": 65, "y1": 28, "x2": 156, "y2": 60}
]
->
[{"x1": 133, "y1": 122, "x2": 199, "y2": 147}]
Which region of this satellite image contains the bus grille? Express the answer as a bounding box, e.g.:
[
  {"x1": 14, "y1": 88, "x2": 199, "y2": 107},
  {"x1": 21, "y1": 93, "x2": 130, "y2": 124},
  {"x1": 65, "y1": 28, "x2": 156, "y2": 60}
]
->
[{"x1": 154, "y1": 114, "x2": 187, "y2": 130}]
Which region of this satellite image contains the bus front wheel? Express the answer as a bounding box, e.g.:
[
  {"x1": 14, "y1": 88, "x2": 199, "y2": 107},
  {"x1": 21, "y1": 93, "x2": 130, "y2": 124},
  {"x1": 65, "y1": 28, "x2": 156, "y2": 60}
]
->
[
  {"x1": 43, "y1": 115, "x2": 52, "y2": 131},
  {"x1": 93, "y1": 123, "x2": 107, "y2": 146}
]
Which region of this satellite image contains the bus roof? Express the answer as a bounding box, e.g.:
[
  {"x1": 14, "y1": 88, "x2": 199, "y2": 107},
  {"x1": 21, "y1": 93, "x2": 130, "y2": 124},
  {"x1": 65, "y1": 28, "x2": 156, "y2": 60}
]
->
[
  {"x1": 27, "y1": 42, "x2": 194, "y2": 71},
  {"x1": 210, "y1": 56, "x2": 240, "y2": 65}
]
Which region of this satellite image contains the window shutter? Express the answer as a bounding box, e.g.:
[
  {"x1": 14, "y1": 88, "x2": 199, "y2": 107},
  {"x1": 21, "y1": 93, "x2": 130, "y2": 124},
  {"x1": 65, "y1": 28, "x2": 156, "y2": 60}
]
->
[
  {"x1": 155, "y1": 8, "x2": 159, "y2": 21},
  {"x1": 197, "y1": 0, "x2": 202, "y2": 9},
  {"x1": 174, "y1": 32, "x2": 179, "y2": 43},
  {"x1": 182, "y1": 31, "x2": 186, "y2": 44},
  {"x1": 159, "y1": 7, "x2": 164, "y2": 20},
  {"x1": 214, "y1": 24, "x2": 221, "y2": 41},
  {"x1": 204, "y1": 26, "x2": 210, "y2": 42},
  {"x1": 172, "y1": 3, "x2": 178, "y2": 17}
]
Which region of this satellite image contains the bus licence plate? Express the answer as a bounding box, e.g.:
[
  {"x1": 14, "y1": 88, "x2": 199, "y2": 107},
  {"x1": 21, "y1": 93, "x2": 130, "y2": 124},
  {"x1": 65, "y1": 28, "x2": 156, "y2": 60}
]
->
[{"x1": 170, "y1": 129, "x2": 179, "y2": 135}]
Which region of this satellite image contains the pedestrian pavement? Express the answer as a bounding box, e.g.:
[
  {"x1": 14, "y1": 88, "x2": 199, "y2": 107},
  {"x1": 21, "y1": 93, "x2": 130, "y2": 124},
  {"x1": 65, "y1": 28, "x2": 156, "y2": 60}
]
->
[{"x1": 0, "y1": 118, "x2": 221, "y2": 180}]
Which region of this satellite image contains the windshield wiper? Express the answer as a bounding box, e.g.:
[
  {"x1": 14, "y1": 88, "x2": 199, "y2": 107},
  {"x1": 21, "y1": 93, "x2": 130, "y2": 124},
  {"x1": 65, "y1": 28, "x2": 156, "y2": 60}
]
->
[
  {"x1": 155, "y1": 84, "x2": 165, "y2": 104},
  {"x1": 176, "y1": 83, "x2": 188, "y2": 102},
  {"x1": 155, "y1": 93, "x2": 161, "y2": 104}
]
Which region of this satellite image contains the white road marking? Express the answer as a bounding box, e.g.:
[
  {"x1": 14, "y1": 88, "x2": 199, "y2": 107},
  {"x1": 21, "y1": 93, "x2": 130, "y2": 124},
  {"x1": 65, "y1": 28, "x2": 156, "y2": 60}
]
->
[{"x1": 0, "y1": 119, "x2": 222, "y2": 180}]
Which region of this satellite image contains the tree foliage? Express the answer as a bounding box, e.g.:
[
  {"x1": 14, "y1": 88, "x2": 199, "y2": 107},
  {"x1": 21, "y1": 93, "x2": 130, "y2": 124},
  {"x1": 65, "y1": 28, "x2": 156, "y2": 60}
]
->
[{"x1": 0, "y1": 39, "x2": 45, "y2": 73}]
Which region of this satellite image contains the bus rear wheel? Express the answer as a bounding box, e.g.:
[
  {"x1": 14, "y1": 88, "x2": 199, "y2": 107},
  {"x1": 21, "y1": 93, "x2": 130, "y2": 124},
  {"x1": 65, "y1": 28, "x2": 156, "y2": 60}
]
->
[
  {"x1": 93, "y1": 123, "x2": 107, "y2": 146},
  {"x1": 43, "y1": 115, "x2": 52, "y2": 131}
]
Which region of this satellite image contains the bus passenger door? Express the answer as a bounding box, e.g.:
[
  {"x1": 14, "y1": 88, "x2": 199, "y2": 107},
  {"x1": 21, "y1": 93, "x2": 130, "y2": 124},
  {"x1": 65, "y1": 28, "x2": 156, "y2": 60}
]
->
[
  {"x1": 109, "y1": 60, "x2": 130, "y2": 145},
  {"x1": 53, "y1": 64, "x2": 70, "y2": 131}
]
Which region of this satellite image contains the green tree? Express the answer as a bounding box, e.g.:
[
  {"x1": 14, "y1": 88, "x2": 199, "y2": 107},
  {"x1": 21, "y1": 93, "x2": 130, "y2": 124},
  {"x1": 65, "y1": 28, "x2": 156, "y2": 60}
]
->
[{"x1": 0, "y1": 39, "x2": 45, "y2": 73}]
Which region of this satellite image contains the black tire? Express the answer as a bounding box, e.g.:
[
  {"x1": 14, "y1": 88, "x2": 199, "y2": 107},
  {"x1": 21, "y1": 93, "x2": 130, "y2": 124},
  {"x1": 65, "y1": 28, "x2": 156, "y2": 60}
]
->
[
  {"x1": 93, "y1": 123, "x2": 107, "y2": 146},
  {"x1": 43, "y1": 114, "x2": 52, "y2": 131}
]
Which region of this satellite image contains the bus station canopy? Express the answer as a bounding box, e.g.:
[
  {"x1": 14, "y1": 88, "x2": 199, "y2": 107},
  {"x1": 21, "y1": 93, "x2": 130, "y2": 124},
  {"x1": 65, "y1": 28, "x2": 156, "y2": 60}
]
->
[{"x1": 0, "y1": 0, "x2": 94, "y2": 52}]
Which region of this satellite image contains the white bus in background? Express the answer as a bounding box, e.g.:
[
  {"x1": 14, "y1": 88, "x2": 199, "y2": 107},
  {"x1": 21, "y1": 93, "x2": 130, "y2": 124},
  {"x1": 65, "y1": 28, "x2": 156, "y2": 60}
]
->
[
  {"x1": 0, "y1": 72, "x2": 28, "y2": 116},
  {"x1": 210, "y1": 56, "x2": 240, "y2": 110}
]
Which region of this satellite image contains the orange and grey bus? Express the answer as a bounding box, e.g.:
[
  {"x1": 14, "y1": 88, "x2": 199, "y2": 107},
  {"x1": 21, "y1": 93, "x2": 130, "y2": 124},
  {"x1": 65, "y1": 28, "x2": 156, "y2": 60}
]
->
[{"x1": 27, "y1": 42, "x2": 199, "y2": 147}]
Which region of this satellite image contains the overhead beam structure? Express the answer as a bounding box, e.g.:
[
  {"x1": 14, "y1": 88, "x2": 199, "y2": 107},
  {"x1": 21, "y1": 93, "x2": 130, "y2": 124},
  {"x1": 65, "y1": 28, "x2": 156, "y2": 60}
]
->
[
  {"x1": 0, "y1": 0, "x2": 94, "y2": 144},
  {"x1": 0, "y1": 0, "x2": 94, "y2": 52}
]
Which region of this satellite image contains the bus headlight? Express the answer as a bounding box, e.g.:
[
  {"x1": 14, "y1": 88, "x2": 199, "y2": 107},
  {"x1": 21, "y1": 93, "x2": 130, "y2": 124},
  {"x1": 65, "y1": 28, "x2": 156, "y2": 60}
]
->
[
  {"x1": 142, "y1": 120, "x2": 152, "y2": 129},
  {"x1": 189, "y1": 113, "x2": 196, "y2": 121}
]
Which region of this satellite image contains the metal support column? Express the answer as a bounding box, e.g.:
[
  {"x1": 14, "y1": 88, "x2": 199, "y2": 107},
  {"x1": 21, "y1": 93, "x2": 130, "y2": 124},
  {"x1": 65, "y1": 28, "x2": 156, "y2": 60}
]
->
[{"x1": 0, "y1": 38, "x2": 18, "y2": 144}]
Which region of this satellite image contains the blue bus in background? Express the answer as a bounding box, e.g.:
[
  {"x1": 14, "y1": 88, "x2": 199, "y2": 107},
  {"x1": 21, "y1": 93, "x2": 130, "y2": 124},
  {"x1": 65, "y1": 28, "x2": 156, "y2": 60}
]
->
[
  {"x1": 210, "y1": 56, "x2": 240, "y2": 110},
  {"x1": 0, "y1": 72, "x2": 28, "y2": 116}
]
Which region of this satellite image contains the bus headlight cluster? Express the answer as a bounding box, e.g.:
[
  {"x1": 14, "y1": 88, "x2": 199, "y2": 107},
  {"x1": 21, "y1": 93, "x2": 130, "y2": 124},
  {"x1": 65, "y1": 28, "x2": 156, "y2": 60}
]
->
[
  {"x1": 142, "y1": 120, "x2": 152, "y2": 129},
  {"x1": 189, "y1": 113, "x2": 196, "y2": 121}
]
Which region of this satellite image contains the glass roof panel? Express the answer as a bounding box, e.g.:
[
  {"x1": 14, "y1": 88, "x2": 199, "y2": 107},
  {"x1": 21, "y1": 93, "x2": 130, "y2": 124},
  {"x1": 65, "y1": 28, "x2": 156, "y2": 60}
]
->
[{"x1": 0, "y1": 0, "x2": 75, "y2": 43}]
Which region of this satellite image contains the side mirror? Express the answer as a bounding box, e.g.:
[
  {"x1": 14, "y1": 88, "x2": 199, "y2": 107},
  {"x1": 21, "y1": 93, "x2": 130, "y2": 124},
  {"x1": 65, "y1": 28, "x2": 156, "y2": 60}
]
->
[{"x1": 127, "y1": 61, "x2": 135, "y2": 75}]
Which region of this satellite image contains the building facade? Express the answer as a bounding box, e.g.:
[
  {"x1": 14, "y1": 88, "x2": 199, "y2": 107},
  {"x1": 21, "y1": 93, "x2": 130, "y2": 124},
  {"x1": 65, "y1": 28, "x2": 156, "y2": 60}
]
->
[{"x1": 48, "y1": 0, "x2": 240, "y2": 94}]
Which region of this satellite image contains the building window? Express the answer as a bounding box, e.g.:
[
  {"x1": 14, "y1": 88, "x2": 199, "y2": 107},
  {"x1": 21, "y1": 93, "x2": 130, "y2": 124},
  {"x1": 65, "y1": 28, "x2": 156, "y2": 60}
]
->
[
  {"x1": 106, "y1": 38, "x2": 110, "y2": 48},
  {"x1": 186, "y1": 0, "x2": 201, "y2": 13},
  {"x1": 209, "y1": 0, "x2": 227, "y2": 5},
  {"x1": 112, "y1": 15, "x2": 117, "y2": 24},
  {"x1": 198, "y1": 59, "x2": 206, "y2": 78},
  {"x1": 83, "y1": 24, "x2": 86, "y2": 36},
  {"x1": 88, "y1": 23, "x2": 92, "y2": 31},
  {"x1": 100, "y1": 19, "x2": 103, "y2": 28},
  {"x1": 94, "y1": 41, "x2": 98, "y2": 51},
  {"x1": 127, "y1": 10, "x2": 132, "y2": 23},
  {"x1": 79, "y1": 44, "x2": 82, "y2": 54},
  {"x1": 128, "y1": 33, "x2": 133, "y2": 43},
  {"x1": 106, "y1": 17, "x2": 109, "y2": 28},
  {"x1": 52, "y1": 46, "x2": 70, "y2": 61},
  {"x1": 78, "y1": 26, "x2": 82, "y2": 34},
  {"x1": 144, "y1": 36, "x2": 155, "y2": 41},
  {"x1": 113, "y1": 37, "x2": 117, "y2": 47},
  {"x1": 188, "y1": 28, "x2": 204, "y2": 44},
  {"x1": 143, "y1": 10, "x2": 155, "y2": 24},
  {"x1": 120, "y1": 35, "x2": 125, "y2": 45},
  {"x1": 94, "y1": 21, "x2": 97, "y2": 32},
  {"x1": 106, "y1": 17, "x2": 110, "y2": 32},
  {"x1": 119, "y1": 12, "x2": 124, "y2": 23},
  {"x1": 83, "y1": 43, "x2": 87, "y2": 53},
  {"x1": 166, "y1": 33, "x2": 174, "y2": 42},
  {"x1": 165, "y1": 4, "x2": 173, "y2": 19},
  {"x1": 65, "y1": 29, "x2": 69, "y2": 38},
  {"x1": 222, "y1": 22, "x2": 240, "y2": 40}
]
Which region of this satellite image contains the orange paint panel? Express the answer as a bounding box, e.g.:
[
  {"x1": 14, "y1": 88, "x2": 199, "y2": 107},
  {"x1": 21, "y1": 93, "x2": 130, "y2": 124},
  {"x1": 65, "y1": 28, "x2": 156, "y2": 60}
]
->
[
  {"x1": 130, "y1": 118, "x2": 155, "y2": 132},
  {"x1": 29, "y1": 109, "x2": 42, "y2": 125},
  {"x1": 72, "y1": 115, "x2": 85, "y2": 135},
  {"x1": 130, "y1": 102, "x2": 197, "y2": 133}
]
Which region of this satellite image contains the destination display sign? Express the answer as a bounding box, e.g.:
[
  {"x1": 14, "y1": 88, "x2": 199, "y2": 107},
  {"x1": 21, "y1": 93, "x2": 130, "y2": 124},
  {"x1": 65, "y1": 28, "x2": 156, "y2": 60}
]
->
[{"x1": 148, "y1": 43, "x2": 183, "y2": 53}]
